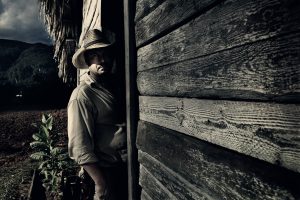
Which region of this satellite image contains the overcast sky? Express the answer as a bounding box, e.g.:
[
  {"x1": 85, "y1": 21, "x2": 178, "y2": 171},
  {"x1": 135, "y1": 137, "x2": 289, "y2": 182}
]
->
[{"x1": 0, "y1": 0, "x2": 52, "y2": 44}]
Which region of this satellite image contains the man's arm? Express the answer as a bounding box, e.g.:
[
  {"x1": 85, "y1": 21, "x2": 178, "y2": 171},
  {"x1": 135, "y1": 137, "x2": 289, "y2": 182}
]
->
[
  {"x1": 82, "y1": 163, "x2": 106, "y2": 195},
  {"x1": 68, "y1": 99, "x2": 99, "y2": 164}
]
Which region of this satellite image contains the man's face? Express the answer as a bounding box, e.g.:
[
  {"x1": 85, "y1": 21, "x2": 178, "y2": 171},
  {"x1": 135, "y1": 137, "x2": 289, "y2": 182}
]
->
[{"x1": 87, "y1": 48, "x2": 113, "y2": 75}]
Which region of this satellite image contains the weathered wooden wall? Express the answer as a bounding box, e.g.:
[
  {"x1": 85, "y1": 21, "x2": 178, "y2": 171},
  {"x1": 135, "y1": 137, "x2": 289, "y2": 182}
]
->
[
  {"x1": 78, "y1": 0, "x2": 125, "y2": 89},
  {"x1": 78, "y1": 0, "x2": 101, "y2": 82},
  {"x1": 79, "y1": 0, "x2": 101, "y2": 43},
  {"x1": 135, "y1": 0, "x2": 300, "y2": 199}
]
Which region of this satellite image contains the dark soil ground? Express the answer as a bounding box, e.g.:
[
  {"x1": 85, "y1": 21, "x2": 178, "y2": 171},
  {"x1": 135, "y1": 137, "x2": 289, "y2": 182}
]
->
[{"x1": 0, "y1": 109, "x2": 68, "y2": 199}]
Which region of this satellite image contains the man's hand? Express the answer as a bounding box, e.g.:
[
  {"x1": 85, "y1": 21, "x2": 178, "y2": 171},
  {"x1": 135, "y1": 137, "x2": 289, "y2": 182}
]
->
[{"x1": 110, "y1": 123, "x2": 127, "y2": 150}]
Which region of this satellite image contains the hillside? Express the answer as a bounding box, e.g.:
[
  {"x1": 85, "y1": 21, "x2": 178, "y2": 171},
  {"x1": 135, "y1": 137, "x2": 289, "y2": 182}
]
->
[
  {"x1": 0, "y1": 39, "x2": 31, "y2": 72},
  {"x1": 7, "y1": 43, "x2": 57, "y2": 87},
  {"x1": 0, "y1": 39, "x2": 73, "y2": 108},
  {"x1": 0, "y1": 39, "x2": 31, "y2": 86}
]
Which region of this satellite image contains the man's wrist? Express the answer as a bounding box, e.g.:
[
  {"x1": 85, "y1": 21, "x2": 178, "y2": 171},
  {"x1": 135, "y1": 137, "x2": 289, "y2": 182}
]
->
[
  {"x1": 95, "y1": 183, "x2": 108, "y2": 200},
  {"x1": 81, "y1": 163, "x2": 106, "y2": 190}
]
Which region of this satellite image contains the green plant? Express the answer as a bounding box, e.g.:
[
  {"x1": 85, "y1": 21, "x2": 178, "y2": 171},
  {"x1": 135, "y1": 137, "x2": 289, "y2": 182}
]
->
[{"x1": 30, "y1": 114, "x2": 76, "y2": 198}]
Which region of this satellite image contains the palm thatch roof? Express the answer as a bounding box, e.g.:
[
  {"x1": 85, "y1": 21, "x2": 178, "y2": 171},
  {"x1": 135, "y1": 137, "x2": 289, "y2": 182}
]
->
[{"x1": 38, "y1": 0, "x2": 82, "y2": 83}]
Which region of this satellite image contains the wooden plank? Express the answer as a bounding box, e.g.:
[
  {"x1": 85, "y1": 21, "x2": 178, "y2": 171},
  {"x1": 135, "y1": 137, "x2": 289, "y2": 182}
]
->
[
  {"x1": 139, "y1": 151, "x2": 214, "y2": 200},
  {"x1": 135, "y1": 0, "x2": 165, "y2": 22},
  {"x1": 79, "y1": 0, "x2": 101, "y2": 45},
  {"x1": 124, "y1": 0, "x2": 140, "y2": 199},
  {"x1": 139, "y1": 96, "x2": 300, "y2": 173},
  {"x1": 90, "y1": 9, "x2": 100, "y2": 31},
  {"x1": 139, "y1": 164, "x2": 177, "y2": 200},
  {"x1": 86, "y1": 0, "x2": 99, "y2": 29},
  {"x1": 137, "y1": 0, "x2": 300, "y2": 71},
  {"x1": 137, "y1": 121, "x2": 300, "y2": 200},
  {"x1": 137, "y1": 33, "x2": 300, "y2": 102},
  {"x1": 141, "y1": 190, "x2": 153, "y2": 200},
  {"x1": 135, "y1": 0, "x2": 220, "y2": 47}
]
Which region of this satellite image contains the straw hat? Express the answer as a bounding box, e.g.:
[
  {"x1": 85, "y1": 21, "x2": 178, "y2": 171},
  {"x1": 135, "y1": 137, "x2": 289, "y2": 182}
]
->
[{"x1": 72, "y1": 29, "x2": 115, "y2": 69}]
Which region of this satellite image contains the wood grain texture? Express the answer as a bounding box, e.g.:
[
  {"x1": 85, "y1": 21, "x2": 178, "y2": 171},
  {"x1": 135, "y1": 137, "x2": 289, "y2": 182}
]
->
[
  {"x1": 137, "y1": 33, "x2": 300, "y2": 102},
  {"x1": 135, "y1": 0, "x2": 220, "y2": 47},
  {"x1": 139, "y1": 164, "x2": 177, "y2": 200},
  {"x1": 135, "y1": 0, "x2": 165, "y2": 22},
  {"x1": 141, "y1": 190, "x2": 153, "y2": 200},
  {"x1": 139, "y1": 151, "x2": 213, "y2": 200},
  {"x1": 79, "y1": 0, "x2": 101, "y2": 45},
  {"x1": 137, "y1": 121, "x2": 300, "y2": 200},
  {"x1": 79, "y1": 0, "x2": 101, "y2": 82},
  {"x1": 139, "y1": 96, "x2": 300, "y2": 173},
  {"x1": 137, "y1": 0, "x2": 300, "y2": 71}
]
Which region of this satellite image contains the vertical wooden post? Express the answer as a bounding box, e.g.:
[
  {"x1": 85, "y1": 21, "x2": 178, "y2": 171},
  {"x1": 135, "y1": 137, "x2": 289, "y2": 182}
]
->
[
  {"x1": 28, "y1": 169, "x2": 46, "y2": 200},
  {"x1": 124, "y1": 0, "x2": 140, "y2": 199}
]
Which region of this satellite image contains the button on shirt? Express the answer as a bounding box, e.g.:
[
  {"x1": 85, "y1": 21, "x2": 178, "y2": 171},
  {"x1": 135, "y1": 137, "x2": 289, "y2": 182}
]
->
[{"x1": 67, "y1": 75, "x2": 121, "y2": 166}]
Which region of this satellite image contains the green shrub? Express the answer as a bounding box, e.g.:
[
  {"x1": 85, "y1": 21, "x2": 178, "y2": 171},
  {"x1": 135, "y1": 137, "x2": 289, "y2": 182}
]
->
[{"x1": 30, "y1": 114, "x2": 76, "y2": 198}]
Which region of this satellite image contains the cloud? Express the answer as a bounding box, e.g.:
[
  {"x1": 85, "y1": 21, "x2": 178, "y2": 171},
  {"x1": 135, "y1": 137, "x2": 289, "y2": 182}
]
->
[
  {"x1": 0, "y1": 0, "x2": 52, "y2": 44},
  {"x1": 0, "y1": 1, "x2": 4, "y2": 15}
]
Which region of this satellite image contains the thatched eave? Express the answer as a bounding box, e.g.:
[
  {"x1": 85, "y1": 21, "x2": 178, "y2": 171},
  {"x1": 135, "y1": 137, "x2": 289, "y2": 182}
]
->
[{"x1": 38, "y1": 0, "x2": 82, "y2": 84}]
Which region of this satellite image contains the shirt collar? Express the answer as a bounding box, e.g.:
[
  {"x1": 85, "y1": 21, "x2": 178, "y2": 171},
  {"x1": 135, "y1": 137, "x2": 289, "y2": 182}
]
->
[
  {"x1": 85, "y1": 72, "x2": 103, "y2": 89},
  {"x1": 85, "y1": 72, "x2": 114, "y2": 96}
]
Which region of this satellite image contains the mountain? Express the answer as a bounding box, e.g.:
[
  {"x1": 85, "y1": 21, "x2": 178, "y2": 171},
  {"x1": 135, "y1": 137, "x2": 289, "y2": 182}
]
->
[
  {"x1": 7, "y1": 43, "x2": 57, "y2": 87},
  {"x1": 0, "y1": 39, "x2": 73, "y2": 108},
  {"x1": 0, "y1": 39, "x2": 31, "y2": 85},
  {"x1": 0, "y1": 39, "x2": 56, "y2": 86},
  {"x1": 0, "y1": 39, "x2": 31, "y2": 72}
]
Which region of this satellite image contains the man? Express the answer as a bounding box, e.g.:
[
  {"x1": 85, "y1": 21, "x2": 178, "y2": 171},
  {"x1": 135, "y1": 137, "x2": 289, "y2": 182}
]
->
[{"x1": 68, "y1": 29, "x2": 127, "y2": 200}]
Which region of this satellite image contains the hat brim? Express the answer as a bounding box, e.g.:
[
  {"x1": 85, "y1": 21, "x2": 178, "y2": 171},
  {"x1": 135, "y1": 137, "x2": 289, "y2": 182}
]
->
[{"x1": 72, "y1": 42, "x2": 111, "y2": 69}]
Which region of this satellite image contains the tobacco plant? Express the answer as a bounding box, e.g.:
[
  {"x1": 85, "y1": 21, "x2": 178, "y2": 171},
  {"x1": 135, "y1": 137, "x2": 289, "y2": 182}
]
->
[{"x1": 30, "y1": 114, "x2": 76, "y2": 198}]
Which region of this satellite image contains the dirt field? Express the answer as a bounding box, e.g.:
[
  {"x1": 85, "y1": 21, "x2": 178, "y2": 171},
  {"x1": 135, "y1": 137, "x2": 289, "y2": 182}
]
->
[{"x1": 0, "y1": 109, "x2": 67, "y2": 199}]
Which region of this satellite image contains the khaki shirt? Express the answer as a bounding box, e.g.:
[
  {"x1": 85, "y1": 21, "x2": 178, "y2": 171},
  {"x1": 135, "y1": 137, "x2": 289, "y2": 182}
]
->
[{"x1": 67, "y1": 75, "x2": 121, "y2": 166}]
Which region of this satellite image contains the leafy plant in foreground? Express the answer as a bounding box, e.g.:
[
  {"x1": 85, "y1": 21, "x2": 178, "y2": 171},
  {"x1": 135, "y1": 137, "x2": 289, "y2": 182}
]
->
[{"x1": 30, "y1": 114, "x2": 76, "y2": 198}]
